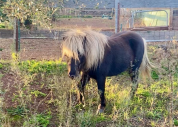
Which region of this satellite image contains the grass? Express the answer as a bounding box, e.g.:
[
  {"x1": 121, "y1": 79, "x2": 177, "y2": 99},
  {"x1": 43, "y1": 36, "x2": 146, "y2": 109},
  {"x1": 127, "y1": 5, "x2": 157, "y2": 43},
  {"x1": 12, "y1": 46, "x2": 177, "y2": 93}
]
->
[{"x1": 0, "y1": 43, "x2": 178, "y2": 126}]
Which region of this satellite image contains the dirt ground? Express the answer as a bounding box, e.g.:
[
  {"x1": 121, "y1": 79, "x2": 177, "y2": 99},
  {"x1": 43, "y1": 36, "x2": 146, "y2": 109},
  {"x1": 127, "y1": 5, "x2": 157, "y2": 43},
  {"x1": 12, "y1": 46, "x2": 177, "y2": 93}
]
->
[
  {"x1": 52, "y1": 18, "x2": 115, "y2": 30},
  {"x1": 1, "y1": 38, "x2": 177, "y2": 126},
  {"x1": 0, "y1": 38, "x2": 63, "y2": 126}
]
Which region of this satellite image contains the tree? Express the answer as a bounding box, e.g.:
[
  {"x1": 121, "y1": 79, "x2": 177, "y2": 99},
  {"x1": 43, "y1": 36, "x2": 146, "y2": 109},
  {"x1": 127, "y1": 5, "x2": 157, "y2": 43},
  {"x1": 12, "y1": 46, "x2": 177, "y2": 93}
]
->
[
  {"x1": 0, "y1": 0, "x2": 7, "y2": 22},
  {"x1": 3, "y1": 0, "x2": 61, "y2": 28}
]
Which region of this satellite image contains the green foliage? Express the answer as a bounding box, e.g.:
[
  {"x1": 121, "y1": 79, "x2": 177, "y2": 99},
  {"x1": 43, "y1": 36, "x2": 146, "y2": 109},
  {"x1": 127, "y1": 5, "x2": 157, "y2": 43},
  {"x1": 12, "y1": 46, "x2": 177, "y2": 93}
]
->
[
  {"x1": 77, "y1": 111, "x2": 108, "y2": 127},
  {"x1": 0, "y1": 23, "x2": 5, "y2": 28},
  {"x1": 23, "y1": 113, "x2": 52, "y2": 127},
  {"x1": 31, "y1": 90, "x2": 46, "y2": 97},
  {"x1": 18, "y1": 60, "x2": 67, "y2": 74},
  {"x1": 146, "y1": 110, "x2": 162, "y2": 119},
  {"x1": 7, "y1": 106, "x2": 27, "y2": 120},
  {"x1": 151, "y1": 70, "x2": 159, "y2": 80},
  {"x1": 137, "y1": 90, "x2": 152, "y2": 97},
  {"x1": 0, "y1": 63, "x2": 3, "y2": 69},
  {"x1": 174, "y1": 119, "x2": 178, "y2": 126},
  {"x1": 24, "y1": 18, "x2": 32, "y2": 29},
  {"x1": 3, "y1": 0, "x2": 60, "y2": 28},
  {"x1": 0, "y1": 0, "x2": 7, "y2": 22}
]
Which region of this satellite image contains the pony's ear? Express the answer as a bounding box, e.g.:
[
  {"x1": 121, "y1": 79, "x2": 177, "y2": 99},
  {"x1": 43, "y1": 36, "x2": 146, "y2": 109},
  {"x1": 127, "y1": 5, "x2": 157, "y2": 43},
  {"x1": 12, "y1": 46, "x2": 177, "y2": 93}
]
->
[
  {"x1": 83, "y1": 36, "x2": 87, "y2": 42},
  {"x1": 83, "y1": 36, "x2": 87, "y2": 51}
]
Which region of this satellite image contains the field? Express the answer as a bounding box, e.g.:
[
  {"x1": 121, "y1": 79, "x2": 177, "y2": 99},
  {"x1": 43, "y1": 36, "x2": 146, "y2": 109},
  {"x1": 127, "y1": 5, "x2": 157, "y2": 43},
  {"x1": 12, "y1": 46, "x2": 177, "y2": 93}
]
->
[{"x1": 0, "y1": 38, "x2": 178, "y2": 127}]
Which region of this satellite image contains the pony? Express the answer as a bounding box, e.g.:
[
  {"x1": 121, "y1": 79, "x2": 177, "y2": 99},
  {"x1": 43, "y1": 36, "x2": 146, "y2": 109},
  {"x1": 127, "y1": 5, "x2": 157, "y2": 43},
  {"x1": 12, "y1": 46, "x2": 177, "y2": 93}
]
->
[{"x1": 62, "y1": 29, "x2": 154, "y2": 113}]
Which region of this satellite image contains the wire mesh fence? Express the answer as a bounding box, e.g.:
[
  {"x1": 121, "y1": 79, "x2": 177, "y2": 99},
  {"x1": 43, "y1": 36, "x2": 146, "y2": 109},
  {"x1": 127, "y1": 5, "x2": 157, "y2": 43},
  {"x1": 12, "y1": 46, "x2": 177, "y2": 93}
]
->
[
  {"x1": 1, "y1": 7, "x2": 178, "y2": 60},
  {"x1": 0, "y1": 38, "x2": 61, "y2": 60}
]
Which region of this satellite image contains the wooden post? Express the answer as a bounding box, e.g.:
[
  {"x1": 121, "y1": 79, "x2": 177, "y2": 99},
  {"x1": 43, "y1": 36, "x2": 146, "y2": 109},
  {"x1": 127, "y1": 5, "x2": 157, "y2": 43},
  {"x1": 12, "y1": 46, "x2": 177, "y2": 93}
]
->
[
  {"x1": 169, "y1": 8, "x2": 173, "y2": 30},
  {"x1": 14, "y1": 18, "x2": 20, "y2": 52},
  {"x1": 117, "y1": 3, "x2": 120, "y2": 32}
]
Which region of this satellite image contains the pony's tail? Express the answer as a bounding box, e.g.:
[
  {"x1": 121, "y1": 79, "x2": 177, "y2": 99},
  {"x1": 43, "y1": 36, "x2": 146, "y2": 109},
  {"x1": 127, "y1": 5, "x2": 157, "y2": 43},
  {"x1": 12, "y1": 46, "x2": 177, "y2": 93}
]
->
[{"x1": 140, "y1": 38, "x2": 155, "y2": 78}]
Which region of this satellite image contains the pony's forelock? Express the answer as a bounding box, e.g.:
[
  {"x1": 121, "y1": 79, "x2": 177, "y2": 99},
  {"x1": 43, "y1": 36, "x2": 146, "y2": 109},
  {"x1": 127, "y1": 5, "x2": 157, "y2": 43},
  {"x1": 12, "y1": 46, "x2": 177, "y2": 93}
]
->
[{"x1": 62, "y1": 29, "x2": 108, "y2": 69}]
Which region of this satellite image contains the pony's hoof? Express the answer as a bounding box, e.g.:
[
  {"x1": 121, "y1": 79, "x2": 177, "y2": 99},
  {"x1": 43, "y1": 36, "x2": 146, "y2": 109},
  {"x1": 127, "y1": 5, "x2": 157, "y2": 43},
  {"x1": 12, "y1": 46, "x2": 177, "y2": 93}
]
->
[
  {"x1": 96, "y1": 105, "x2": 105, "y2": 115},
  {"x1": 96, "y1": 108, "x2": 104, "y2": 114}
]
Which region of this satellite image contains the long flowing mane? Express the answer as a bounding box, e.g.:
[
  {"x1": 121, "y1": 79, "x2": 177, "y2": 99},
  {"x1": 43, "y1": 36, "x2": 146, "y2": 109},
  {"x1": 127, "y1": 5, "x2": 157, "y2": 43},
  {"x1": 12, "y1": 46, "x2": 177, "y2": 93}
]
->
[{"x1": 62, "y1": 29, "x2": 108, "y2": 69}]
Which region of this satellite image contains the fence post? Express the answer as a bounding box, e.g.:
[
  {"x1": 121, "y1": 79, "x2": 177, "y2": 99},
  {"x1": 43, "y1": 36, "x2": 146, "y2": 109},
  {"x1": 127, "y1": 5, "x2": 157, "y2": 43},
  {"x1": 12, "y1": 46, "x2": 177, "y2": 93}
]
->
[
  {"x1": 14, "y1": 18, "x2": 20, "y2": 52},
  {"x1": 117, "y1": 3, "x2": 120, "y2": 33},
  {"x1": 115, "y1": 0, "x2": 120, "y2": 33},
  {"x1": 169, "y1": 8, "x2": 173, "y2": 30}
]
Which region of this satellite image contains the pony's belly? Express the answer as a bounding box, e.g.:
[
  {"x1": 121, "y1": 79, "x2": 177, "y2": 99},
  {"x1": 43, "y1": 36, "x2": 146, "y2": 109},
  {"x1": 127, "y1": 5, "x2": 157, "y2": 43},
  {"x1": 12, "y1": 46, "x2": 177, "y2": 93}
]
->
[{"x1": 107, "y1": 66, "x2": 128, "y2": 76}]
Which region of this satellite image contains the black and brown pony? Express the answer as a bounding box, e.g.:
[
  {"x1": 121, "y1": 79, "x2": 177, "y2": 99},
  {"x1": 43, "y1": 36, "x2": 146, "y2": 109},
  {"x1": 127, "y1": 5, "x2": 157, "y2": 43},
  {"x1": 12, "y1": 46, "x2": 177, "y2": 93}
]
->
[{"x1": 62, "y1": 29, "x2": 154, "y2": 113}]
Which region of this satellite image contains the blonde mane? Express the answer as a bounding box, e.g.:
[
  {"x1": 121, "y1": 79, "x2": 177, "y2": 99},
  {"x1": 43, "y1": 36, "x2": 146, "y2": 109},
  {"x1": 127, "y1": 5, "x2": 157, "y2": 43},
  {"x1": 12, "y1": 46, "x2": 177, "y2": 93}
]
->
[{"x1": 62, "y1": 29, "x2": 108, "y2": 69}]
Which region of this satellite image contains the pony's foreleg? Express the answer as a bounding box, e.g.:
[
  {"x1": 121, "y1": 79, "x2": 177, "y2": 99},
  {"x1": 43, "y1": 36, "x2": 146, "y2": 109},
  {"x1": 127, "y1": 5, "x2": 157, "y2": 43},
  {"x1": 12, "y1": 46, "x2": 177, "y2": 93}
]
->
[
  {"x1": 96, "y1": 77, "x2": 106, "y2": 114},
  {"x1": 77, "y1": 74, "x2": 90, "y2": 106},
  {"x1": 130, "y1": 69, "x2": 139, "y2": 98}
]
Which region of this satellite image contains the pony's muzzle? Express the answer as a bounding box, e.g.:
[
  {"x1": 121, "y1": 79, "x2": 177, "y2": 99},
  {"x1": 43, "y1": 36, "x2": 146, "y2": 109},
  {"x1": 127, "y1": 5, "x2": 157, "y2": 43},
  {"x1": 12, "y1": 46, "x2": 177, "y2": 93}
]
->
[
  {"x1": 68, "y1": 72, "x2": 76, "y2": 79},
  {"x1": 68, "y1": 71, "x2": 80, "y2": 80}
]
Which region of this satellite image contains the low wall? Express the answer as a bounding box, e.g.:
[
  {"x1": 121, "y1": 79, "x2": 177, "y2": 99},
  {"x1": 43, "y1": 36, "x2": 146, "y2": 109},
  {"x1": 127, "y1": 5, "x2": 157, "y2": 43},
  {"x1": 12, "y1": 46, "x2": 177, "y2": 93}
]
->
[{"x1": 0, "y1": 29, "x2": 57, "y2": 39}]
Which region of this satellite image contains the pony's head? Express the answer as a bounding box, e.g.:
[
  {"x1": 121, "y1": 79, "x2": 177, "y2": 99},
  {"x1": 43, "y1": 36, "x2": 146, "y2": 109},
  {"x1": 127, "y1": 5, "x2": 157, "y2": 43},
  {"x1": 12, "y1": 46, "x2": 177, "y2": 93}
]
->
[{"x1": 62, "y1": 29, "x2": 108, "y2": 79}]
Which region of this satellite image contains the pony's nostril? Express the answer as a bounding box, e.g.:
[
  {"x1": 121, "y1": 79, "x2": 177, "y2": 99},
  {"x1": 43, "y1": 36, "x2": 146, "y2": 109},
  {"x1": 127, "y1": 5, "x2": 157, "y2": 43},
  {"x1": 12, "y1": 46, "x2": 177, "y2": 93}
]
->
[
  {"x1": 69, "y1": 74, "x2": 75, "y2": 79},
  {"x1": 70, "y1": 75, "x2": 75, "y2": 79}
]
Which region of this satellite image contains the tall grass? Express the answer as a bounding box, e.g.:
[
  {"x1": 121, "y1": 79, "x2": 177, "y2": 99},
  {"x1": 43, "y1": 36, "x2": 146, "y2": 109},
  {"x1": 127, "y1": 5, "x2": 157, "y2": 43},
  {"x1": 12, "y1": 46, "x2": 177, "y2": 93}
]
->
[{"x1": 0, "y1": 42, "x2": 178, "y2": 126}]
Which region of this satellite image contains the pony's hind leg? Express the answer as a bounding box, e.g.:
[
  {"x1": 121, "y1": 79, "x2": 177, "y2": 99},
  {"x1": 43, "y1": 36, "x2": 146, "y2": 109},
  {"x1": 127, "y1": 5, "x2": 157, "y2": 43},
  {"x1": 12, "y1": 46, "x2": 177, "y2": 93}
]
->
[
  {"x1": 77, "y1": 74, "x2": 90, "y2": 106},
  {"x1": 130, "y1": 68, "x2": 139, "y2": 98}
]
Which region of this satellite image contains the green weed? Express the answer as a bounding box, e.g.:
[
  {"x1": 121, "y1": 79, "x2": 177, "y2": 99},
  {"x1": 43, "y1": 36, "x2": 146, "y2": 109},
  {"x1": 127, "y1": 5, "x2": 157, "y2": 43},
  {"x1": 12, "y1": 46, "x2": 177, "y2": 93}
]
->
[
  {"x1": 18, "y1": 60, "x2": 67, "y2": 74},
  {"x1": 77, "y1": 111, "x2": 108, "y2": 127},
  {"x1": 174, "y1": 119, "x2": 178, "y2": 126},
  {"x1": 7, "y1": 106, "x2": 28, "y2": 121},
  {"x1": 23, "y1": 113, "x2": 52, "y2": 127},
  {"x1": 31, "y1": 90, "x2": 46, "y2": 97},
  {"x1": 0, "y1": 63, "x2": 3, "y2": 69}
]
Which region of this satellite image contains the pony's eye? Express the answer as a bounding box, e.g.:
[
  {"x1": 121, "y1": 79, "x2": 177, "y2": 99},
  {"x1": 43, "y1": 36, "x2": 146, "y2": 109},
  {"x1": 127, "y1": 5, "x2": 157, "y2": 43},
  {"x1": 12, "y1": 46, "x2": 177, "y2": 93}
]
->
[
  {"x1": 63, "y1": 37, "x2": 66, "y2": 40},
  {"x1": 78, "y1": 54, "x2": 82, "y2": 58}
]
